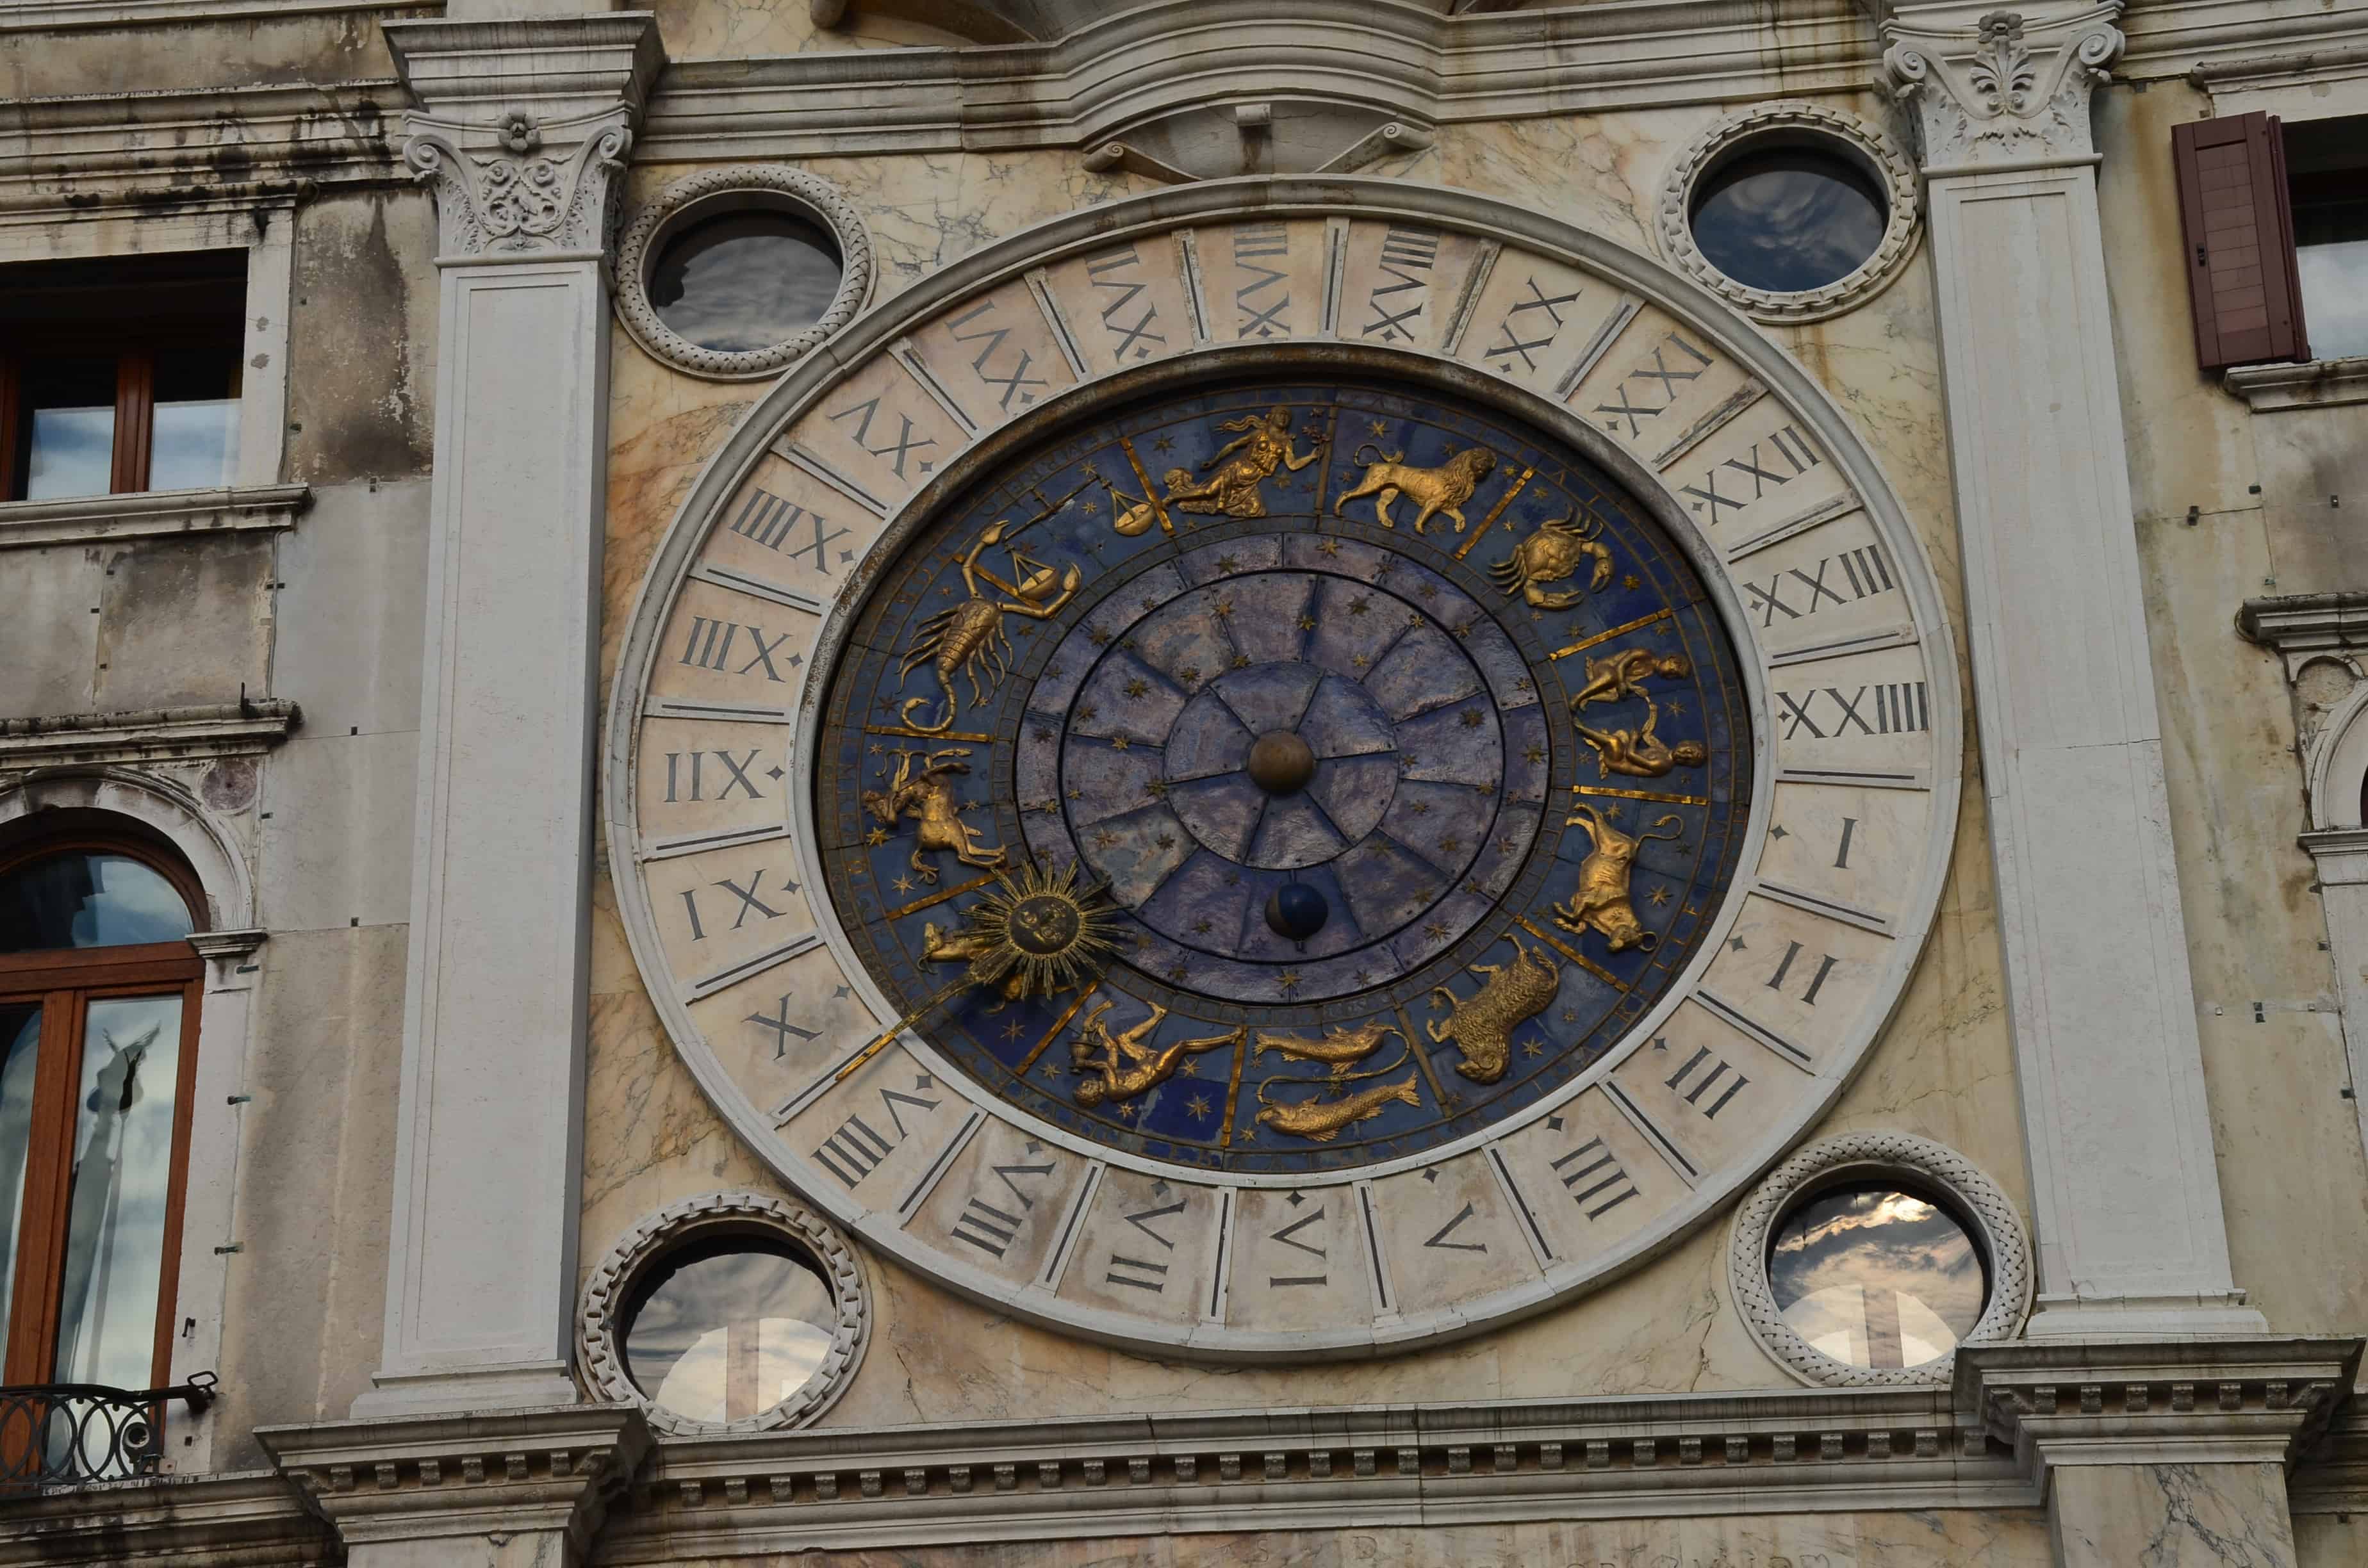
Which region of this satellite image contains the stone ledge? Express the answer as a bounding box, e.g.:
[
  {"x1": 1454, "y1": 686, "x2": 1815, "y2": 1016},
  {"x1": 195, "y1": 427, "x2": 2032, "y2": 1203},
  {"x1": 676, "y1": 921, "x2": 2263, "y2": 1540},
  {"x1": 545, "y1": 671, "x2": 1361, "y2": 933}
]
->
[
  {"x1": 2238, "y1": 589, "x2": 2368, "y2": 676},
  {"x1": 258, "y1": 1403, "x2": 651, "y2": 1551},
  {"x1": 0, "y1": 0, "x2": 419, "y2": 31},
  {"x1": 0, "y1": 700, "x2": 300, "y2": 769},
  {"x1": 2224, "y1": 356, "x2": 2368, "y2": 412},
  {"x1": 1957, "y1": 1338, "x2": 2364, "y2": 1484},
  {"x1": 0, "y1": 1469, "x2": 333, "y2": 1568},
  {"x1": 0, "y1": 484, "x2": 309, "y2": 550}
]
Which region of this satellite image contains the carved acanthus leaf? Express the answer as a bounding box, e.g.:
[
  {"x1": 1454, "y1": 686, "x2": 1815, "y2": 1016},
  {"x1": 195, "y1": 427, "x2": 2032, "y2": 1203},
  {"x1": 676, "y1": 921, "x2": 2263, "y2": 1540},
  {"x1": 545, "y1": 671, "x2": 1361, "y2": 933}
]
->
[
  {"x1": 1881, "y1": 6, "x2": 2125, "y2": 168},
  {"x1": 403, "y1": 106, "x2": 635, "y2": 259}
]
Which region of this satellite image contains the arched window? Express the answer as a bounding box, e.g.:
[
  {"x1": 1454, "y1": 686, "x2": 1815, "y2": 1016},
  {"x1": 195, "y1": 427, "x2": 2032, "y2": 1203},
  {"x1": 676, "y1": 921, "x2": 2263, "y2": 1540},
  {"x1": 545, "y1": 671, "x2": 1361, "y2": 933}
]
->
[{"x1": 0, "y1": 832, "x2": 203, "y2": 1396}]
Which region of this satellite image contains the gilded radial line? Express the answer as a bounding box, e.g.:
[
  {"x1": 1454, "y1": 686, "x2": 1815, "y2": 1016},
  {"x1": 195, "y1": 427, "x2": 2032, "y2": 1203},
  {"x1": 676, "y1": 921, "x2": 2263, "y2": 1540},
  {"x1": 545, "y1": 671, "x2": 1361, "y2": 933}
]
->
[
  {"x1": 1512, "y1": 912, "x2": 1621, "y2": 987},
  {"x1": 1016, "y1": 978, "x2": 1103, "y2": 1077},
  {"x1": 1118, "y1": 436, "x2": 1174, "y2": 535},
  {"x1": 839, "y1": 975, "x2": 974, "y2": 1084},
  {"x1": 1551, "y1": 607, "x2": 1673, "y2": 661},
  {"x1": 883, "y1": 872, "x2": 999, "y2": 922},
  {"x1": 1454, "y1": 464, "x2": 1534, "y2": 561},
  {"x1": 866, "y1": 723, "x2": 1000, "y2": 744},
  {"x1": 1392, "y1": 1001, "x2": 1456, "y2": 1114},
  {"x1": 1218, "y1": 1026, "x2": 1251, "y2": 1148},
  {"x1": 1572, "y1": 783, "x2": 1711, "y2": 807}
]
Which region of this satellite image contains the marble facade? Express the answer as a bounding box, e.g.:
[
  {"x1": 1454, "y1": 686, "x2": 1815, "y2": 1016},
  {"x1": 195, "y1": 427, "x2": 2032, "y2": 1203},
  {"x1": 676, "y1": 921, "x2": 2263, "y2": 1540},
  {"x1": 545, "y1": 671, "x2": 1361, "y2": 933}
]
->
[{"x1": 3, "y1": 0, "x2": 2366, "y2": 1563}]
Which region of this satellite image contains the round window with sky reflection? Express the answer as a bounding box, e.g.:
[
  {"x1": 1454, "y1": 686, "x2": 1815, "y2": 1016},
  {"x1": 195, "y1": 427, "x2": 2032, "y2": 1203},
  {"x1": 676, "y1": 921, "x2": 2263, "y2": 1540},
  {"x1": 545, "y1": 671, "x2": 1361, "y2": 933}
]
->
[
  {"x1": 1766, "y1": 1183, "x2": 1989, "y2": 1372},
  {"x1": 618, "y1": 1235, "x2": 841, "y2": 1426},
  {"x1": 647, "y1": 210, "x2": 846, "y2": 355},
  {"x1": 1687, "y1": 145, "x2": 1889, "y2": 295}
]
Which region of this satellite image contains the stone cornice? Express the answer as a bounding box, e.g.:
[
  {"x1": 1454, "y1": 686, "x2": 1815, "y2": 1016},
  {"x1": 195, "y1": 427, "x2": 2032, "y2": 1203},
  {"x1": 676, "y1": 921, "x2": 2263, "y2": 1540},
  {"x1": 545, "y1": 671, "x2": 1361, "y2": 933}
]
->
[
  {"x1": 639, "y1": 0, "x2": 1882, "y2": 161},
  {"x1": 0, "y1": 1469, "x2": 333, "y2": 1568},
  {"x1": 0, "y1": 83, "x2": 401, "y2": 222},
  {"x1": 386, "y1": 13, "x2": 663, "y2": 261},
  {"x1": 258, "y1": 1404, "x2": 651, "y2": 1553},
  {"x1": 0, "y1": 484, "x2": 309, "y2": 550},
  {"x1": 0, "y1": 0, "x2": 425, "y2": 33},
  {"x1": 2238, "y1": 591, "x2": 2368, "y2": 667},
  {"x1": 1955, "y1": 1339, "x2": 2363, "y2": 1486},
  {"x1": 596, "y1": 1386, "x2": 2034, "y2": 1560},
  {"x1": 2225, "y1": 356, "x2": 2368, "y2": 412},
  {"x1": 0, "y1": 700, "x2": 300, "y2": 769}
]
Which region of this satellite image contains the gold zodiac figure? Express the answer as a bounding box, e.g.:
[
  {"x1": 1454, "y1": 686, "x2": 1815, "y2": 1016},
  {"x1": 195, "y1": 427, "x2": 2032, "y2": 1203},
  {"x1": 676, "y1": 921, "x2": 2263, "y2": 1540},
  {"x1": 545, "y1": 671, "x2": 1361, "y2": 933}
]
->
[
  {"x1": 1334, "y1": 443, "x2": 1498, "y2": 534},
  {"x1": 1552, "y1": 804, "x2": 1683, "y2": 953},
  {"x1": 1569, "y1": 648, "x2": 1691, "y2": 711},
  {"x1": 1162, "y1": 407, "x2": 1324, "y2": 519},
  {"x1": 1252, "y1": 1019, "x2": 1400, "y2": 1076},
  {"x1": 1488, "y1": 511, "x2": 1614, "y2": 608},
  {"x1": 1574, "y1": 695, "x2": 1707, "y2": 779},
  {"x1": 861, "y1": 748, "x2": 1005, "y2": 885},
  {"x1": 1254, "y1": 1071, "x2": 1421, "y2": 1142},
  {"x1": 1071, "y1": 1000, "x2": 1246, "y2": 1108},
  {"x1": 1427, "y1": 933, "x2": 1561, "y2": 1085},
  {"x1": 921, "y1": 916, "x2": 1030, "y2": 1007},
  {"x1": 899, "y1": 519, "x2": 1081, "y2": 733}
]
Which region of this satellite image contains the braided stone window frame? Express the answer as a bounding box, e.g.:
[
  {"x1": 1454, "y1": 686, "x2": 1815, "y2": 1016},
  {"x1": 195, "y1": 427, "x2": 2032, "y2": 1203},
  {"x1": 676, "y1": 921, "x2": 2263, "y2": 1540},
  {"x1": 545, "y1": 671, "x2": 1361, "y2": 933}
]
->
[
  {"x1": 614, "y1": 166, "x2": 875, "y2": 381},
  {"x1": 1655, "y1": 102, "x2": 1922, "y2": 325},
  {"x1": 577, "y1": 1191, "x2": 872, "y2": 1434},
  {"x1": 1729, "y1": 1132, "x2": 2031, "y2": 1388}
]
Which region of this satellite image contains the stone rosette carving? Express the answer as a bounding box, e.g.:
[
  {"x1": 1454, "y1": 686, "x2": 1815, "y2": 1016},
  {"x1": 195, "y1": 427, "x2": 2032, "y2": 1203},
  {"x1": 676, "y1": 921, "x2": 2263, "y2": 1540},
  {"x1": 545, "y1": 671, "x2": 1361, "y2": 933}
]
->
[
  {"x1": 403, "y1": 106, "x2": 635, "y2": 259},
  {"x1": 1655, "y1": 102, "x2": 1921, "y2": 323},
  {"x1": 1729, "y1": 1131, "x2": 2031, "y2": 1389},
  {"x1": 1882, "y1": 5, "x2": 2126, "y2": 168},
  {"x1": 614, "y1": 166, "x2": 875, "y2": 380},
  {"x1": 577, "y1": 1191, "x2": 870, "y2": 1435}
]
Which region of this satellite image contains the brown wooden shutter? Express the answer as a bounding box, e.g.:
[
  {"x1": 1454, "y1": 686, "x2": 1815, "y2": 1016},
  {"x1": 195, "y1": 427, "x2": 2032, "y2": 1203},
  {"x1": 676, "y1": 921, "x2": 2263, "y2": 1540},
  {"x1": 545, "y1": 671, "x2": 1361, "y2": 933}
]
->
[{"x1": 2173, "y1": 111, "x2": 2311, "y2": 371}]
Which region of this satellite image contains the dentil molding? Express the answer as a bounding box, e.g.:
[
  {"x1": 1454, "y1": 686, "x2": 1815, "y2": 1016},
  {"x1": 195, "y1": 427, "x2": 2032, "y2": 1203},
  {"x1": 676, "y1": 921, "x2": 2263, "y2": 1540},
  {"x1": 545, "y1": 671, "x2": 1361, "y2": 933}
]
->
[{"x1": 1882, "y1": 4, "x2": 2127, "y2": 171}]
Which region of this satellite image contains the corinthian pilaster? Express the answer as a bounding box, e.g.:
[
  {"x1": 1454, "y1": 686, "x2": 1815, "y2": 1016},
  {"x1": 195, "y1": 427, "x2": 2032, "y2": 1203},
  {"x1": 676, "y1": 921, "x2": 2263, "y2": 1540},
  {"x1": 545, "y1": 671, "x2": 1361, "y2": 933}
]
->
[
  {"x1": 357, "y1": 11, "x2": 661, "y2": 1424},
  {"x1": 1882, "y1": 5, "x2": 2125, "y2": 170},
  {"x1": 1876, "y1": 0, "x2": 2264, "y2": 1349}
]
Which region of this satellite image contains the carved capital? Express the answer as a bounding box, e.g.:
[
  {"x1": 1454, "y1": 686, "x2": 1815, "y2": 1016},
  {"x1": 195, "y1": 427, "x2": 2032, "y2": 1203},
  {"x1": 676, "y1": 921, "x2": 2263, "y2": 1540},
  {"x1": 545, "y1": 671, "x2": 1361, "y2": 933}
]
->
[
  {"x1": 1881, "y1": 6, "x2": 2125, "y2": 170},
  {"x1": 404, "y1": 106, "x2": 635, "y2": 259},
  {"x1": 384, "y1": 13, "x2": 663, "y2": 263}
]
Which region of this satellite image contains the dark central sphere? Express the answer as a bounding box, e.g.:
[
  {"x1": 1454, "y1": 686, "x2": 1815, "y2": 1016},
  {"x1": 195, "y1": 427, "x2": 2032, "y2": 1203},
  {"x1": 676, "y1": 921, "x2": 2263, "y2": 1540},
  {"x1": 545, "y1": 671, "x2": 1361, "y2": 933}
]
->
[{"x1": 1246, "y1": 730, "x2": 1317, "y2": 795}]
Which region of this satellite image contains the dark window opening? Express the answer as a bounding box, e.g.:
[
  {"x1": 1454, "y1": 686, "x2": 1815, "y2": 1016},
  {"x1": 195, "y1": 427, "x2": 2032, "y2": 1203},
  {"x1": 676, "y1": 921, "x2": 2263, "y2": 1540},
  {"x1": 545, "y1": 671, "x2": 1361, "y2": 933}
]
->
[{"x1": 2284, "y1": 115, "x2": 2368, "y2": 362}]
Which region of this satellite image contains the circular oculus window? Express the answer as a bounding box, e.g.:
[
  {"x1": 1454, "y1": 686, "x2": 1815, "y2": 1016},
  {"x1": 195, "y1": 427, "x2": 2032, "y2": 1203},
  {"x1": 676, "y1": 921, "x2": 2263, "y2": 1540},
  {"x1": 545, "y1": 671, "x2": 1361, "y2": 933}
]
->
[
  {"x1": 1657, "y1": 104, "x2": 1920, "y2": 323},
  {"x1": 578, "y1": 1192, "x2": 869, "y2": 1432},
  {"x1": 1731, "y1": 1132, "x2": 2030, "y2": 1387},
  {"x1": 617, "y1": 167, "x2": 874, "y2": 381}
]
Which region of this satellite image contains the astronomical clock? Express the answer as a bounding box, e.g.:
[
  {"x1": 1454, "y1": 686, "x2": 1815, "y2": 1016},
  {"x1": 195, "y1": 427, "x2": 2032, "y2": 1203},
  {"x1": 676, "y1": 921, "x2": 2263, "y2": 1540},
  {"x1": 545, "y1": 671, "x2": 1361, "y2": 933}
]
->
[{"x1": 608, "y1": 182, "x2": 1960, "y2": 1359}]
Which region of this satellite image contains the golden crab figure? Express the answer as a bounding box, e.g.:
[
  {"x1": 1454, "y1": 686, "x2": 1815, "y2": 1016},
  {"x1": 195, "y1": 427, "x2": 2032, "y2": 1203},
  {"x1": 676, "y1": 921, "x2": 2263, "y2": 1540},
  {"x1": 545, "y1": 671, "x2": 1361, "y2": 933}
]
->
[{"x1": 932, "y1": 860, "x2": 1125, "y2": 1003}]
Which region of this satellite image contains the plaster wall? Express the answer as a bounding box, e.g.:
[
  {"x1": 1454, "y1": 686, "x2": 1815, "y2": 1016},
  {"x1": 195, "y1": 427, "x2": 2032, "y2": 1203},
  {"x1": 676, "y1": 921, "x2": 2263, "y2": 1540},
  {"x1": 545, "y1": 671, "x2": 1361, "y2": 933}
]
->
[
  {"x1": 0, "y1": 7, "x2": 416, "y2": 99},
  {"x1": 2093, "y1": 79, "x2": 2368, "y2": 1339},
  {"x1": 579, "y1": 89, "x2": 2032, "y2": 1419}
]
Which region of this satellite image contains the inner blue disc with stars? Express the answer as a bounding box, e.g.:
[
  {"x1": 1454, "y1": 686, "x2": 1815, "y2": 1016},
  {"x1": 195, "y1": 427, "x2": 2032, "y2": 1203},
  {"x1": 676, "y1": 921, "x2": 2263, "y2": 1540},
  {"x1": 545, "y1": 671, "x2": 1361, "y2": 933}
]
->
[{"x1": 816, "y1": 375, "x2": 1753, "y2": 1176}]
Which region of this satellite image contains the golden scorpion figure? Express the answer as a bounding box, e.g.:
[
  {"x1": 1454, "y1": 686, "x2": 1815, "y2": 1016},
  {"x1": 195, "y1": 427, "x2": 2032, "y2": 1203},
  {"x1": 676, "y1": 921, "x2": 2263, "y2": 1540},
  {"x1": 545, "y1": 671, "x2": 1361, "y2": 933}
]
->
[{"x1": 898, "y1": 519, "x2": 1080, "y2": 733}]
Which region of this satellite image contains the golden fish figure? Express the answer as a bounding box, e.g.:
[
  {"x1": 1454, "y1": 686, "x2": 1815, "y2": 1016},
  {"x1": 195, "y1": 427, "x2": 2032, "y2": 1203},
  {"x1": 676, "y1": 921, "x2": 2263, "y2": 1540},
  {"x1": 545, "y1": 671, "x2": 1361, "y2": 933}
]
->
[
  {"x1": 1489, "y1": 510, "x2": 1613, "y2": 606},
  {"x1": 1071, "y1": 1000, "x2": 1246, "y2": 1109},
  {"x1": 861, "y1": 747, "x2": 1005, "y2": 885},
  {"x1": 1427, "y1": 934, "x2": 1561, "y2": 1085},
  {"x1": 1162, "y1": 407, "x2": 1324, "y2": 518},
  {"x1": 1334, "y1": 442, "x2": 1498, "y2": 534},
  {"x1": 898, "y1": 519, "x2": 1080, "y2": 733},
  {"x1": 1569, "y1": 648, "x2": 1690, "y2": 712},
  {"x1": 1254, "y1": 1072, "x2": 1422, "y2": 1142},
  {"x1": 1251, "y1": 1020, "x2": 1400, "y2": 1077},
  {"x1": 1574, "y1": 694, "x2": 1707, "y2": 779},
  {"x1": 1552, "y1": 805, "x2": 1683, "y2": 953}
]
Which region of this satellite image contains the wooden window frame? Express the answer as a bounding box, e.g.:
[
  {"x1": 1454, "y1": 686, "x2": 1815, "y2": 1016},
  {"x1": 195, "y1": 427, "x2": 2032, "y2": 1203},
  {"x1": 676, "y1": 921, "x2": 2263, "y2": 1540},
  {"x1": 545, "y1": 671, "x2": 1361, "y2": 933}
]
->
[
  {"x1": 0, "y1": 838, "x2": 207, "y2": 1392},
  {"x1": 0, "y1": 307, "x2": 243, "y2": 504}
]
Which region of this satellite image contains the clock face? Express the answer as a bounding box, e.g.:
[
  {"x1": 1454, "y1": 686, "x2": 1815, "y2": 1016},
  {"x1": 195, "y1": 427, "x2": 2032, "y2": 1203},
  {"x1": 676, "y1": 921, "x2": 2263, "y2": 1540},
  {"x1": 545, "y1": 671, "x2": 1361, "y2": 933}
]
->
[
  {"x1": 813, "y1": 375, "x2": 1752, "y2": 1179},
  {"x1": 609, "y1": 186, "x2": 1959, "y2": 1357}
]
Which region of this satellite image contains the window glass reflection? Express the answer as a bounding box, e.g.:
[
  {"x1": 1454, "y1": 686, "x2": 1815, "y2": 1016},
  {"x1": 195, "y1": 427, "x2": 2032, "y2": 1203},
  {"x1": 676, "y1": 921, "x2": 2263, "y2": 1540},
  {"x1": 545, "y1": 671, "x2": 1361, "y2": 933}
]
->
[
  {"x1": 2285, "y1": 117, "x2": 2368, "y2": 361},
  {"x1": 0, "y1": 853, "x2": 194, "y2": 954},
  {"x1": 53, "y1": 995, "x2": 184, "y2": 1389},
  {"x1": 19, "y1": 359, "x2": 117, "y2": 502},
  {"x1": 149, "y1": 349, "x2": 242, "y2": 492},
  {"x1": 1768, "y1": 1184, "x2": 1986, "y2": 1370},
  {"x1": 0, "y1": 1003, "x2": 42, "y2": 1357},
  {"x1": 649, "y1": 210, "x2": 844, "y2": 353},
  {"x1": 622, "y1": 1239, "x2": 836, "y2": 1424},
  {"x1": 1689, "y1": 147, "x2": 1887, "y2": 295}
]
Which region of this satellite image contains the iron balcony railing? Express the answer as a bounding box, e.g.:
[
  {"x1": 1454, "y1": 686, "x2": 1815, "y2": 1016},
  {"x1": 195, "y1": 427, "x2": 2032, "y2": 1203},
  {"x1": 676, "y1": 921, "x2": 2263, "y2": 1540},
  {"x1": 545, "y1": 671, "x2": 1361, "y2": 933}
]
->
[{"x1": 0, "y1": 1371, "x2": 215, "y2": 1493}]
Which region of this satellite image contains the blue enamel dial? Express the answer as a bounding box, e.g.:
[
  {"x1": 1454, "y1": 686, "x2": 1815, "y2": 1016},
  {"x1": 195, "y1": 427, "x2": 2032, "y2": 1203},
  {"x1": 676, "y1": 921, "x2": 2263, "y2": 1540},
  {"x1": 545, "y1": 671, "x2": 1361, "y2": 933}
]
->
[{"x1": 816, "y1": 376, "x2": 1752, "y2": 1177}]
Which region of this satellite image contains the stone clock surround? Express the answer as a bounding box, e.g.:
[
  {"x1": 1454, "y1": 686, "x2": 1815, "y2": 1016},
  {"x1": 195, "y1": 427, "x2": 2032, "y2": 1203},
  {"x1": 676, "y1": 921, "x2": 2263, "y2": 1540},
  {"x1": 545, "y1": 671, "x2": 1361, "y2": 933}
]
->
[{"x1": 603, "y1": 176, "x2": 1966, "y2": 1362}]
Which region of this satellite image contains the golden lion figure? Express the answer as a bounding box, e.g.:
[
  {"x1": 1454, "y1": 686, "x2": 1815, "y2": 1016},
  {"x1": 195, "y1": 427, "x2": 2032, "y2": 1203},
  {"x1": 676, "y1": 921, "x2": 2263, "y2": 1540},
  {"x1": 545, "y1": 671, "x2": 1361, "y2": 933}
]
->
[{"x1": 1334, "y1": 443, "x2": 1498, "y2": 534}]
